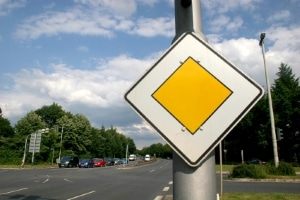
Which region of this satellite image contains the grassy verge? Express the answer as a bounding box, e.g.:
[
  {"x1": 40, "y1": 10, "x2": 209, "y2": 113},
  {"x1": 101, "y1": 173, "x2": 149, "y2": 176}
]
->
[
  {"x1": 216, "y1": 164, "x2": 300, "y2": 173},
  {"x1": 220, "y1": 193, "x2": 300, "y2": 200}
]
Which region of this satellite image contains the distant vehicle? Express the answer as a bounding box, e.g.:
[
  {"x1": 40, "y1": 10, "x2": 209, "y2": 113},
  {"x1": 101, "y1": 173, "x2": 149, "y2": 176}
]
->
[
  {"x1": 79, "y1": 158, "x2": 94, "y2": 168},
  {"x1": 104, "y1": 157, "x2": 115, "y2": 166},
  {"x1": 129, "y1": 154, "x2": 136, "y2": 161},
  {"x1": 113, "y1": 158, "x2": 122, "y2": 165},
  {"x1": 144, "y1": 154, "x2": 150, "y2": 161},
  {"x1": 58, "y1": 156, "x2": 79, "y2": 168},
  {"x1": 93, "y1": 158, "x2": 106, "y2": 167},
  {"x1": 120, "y1": 158, "x2": 128, "y2": 164},
  {"x1": 246, "y1": 158, "x2": 267, "y2": 165}
]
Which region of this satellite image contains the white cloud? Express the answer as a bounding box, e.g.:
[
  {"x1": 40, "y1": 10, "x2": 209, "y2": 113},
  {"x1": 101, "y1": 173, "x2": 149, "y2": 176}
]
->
[
  {"x1": 2, "y1": 54, "x2": 156, "y2": 118},
  {"x1": 202, "y1": 0, "x2": 262, "y2": 15},
  {"x1": 74, "y1": 0, "x2": 137, "y2": 17},
  {"x1": 209, "y1": 15, "x2": 243, "y2": 33},
  {"x1": 210, "y1": 25, "x2": 300, "y2": 88},
  {"x1": 128, "y1": 17, "x2": 174, "y2": 37},
  {"x1": 14, "y1": 8, "x2": 116, "y2": 40},
  {"x1": 0, "y1": 0, "x2": 26, "y2": 16},
  {"x1": 267, "y1": 10, "x2": 291, "y2": 23},
  {"x1": 14, "y1": 2, "x2": 174, "y2": 40}
]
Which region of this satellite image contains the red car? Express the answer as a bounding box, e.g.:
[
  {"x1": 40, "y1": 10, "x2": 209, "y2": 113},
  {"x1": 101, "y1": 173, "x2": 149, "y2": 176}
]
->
[{"x1": 93, "y1": 158, "x2": 106, "y2": 167}]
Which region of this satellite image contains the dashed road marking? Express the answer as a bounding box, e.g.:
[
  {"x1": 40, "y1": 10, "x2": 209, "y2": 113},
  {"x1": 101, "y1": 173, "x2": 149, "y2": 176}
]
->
[
  {"x1": 67, "y1": 190, "x2": 95, "y2": 200},
  {"x1": 0, "y1": 188, "x2": 28, "y2": 195}
]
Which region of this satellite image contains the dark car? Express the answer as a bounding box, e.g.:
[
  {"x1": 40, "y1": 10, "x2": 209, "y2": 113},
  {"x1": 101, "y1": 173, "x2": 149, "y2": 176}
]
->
[
  {"x1": 246, "y1": 158, "x2": 268, "y2": 165},
  {"x1": 93, "y1": 158, "x2": 106, "y2": 167},
  {"x1": 58, "y1": 156, "x2": 79, "y2": 168},
  {"x1": 79, "y1": 158, "x2": 94, "y2": 168},
  {"x1": 104, "y1": 157, "x2": 114, "y2": 166}
]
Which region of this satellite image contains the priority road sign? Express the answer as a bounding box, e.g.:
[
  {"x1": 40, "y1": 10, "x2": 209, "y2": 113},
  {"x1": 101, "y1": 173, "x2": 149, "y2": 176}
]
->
[{"x1": 125, "y1": 32, "x2": 264, "y2": 167}]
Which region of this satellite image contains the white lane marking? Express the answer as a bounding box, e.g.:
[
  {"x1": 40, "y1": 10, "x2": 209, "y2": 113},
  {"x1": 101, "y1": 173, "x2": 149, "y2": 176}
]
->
[
  {"x1": 150, "y1": 170, "x2": 155, "y2": 173},
  {"x1": 162, "y1": 187, "x2": 170, "y2": 192},
  {"x1": 0, "y1": 188, "x2": 28, "y2": 195},
  {"x1": 43, "y1": 178, "x2": 49, "y2": 183},
  {"x1": 169, "y1": 181, "x2": 173, "y2": 185},
  {"x1": 43, "y1": 175, "x2": 50, "y2": 183},
  {"x1": 64, "y1": 178, "x2": 73, "y2": 182},
  {"x1": 154, "y1": 196, "x2": 163, "y2": 200},
  {"x1": 67, "y1": 191, "x2": 95, "y2": 200}
]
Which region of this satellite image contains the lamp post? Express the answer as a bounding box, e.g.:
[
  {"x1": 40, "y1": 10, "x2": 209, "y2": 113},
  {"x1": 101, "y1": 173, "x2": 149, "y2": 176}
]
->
[{"x1": 259, "y1": 33, "x2": 279, "y2": 168}]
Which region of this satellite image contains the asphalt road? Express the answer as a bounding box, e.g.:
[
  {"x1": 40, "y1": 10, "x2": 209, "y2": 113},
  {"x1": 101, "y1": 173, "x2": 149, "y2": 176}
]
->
[
  {"x1": 0, "y1": 159, "x2": 299, "y2": 200},
  {"x1": 0, "y1": 159, "x2": 173, "y2": 200}
]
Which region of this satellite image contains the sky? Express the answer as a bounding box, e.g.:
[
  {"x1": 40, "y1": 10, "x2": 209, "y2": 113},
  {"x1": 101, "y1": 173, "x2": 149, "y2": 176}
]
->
[{"x1": 0, "y1": 0, "x2": 300, "y2": 149}]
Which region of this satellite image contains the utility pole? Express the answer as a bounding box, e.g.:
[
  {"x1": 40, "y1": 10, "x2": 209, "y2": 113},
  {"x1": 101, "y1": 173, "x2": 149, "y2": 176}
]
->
[
  {"x1": 173, "y1": 0, "x2": 216, "y2": 199},
  {"x1": 259, "y1": 33, "x2": 279, "y2": 167}
]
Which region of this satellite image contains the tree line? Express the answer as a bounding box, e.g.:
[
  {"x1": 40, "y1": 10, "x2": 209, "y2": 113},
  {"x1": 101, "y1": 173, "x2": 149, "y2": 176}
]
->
[
  {"x1": 0, "y1": 63, "x2": 299, "y2": 165},
  {"x1": 0, "y1": 103, "x2": 136, "y2": 165}
]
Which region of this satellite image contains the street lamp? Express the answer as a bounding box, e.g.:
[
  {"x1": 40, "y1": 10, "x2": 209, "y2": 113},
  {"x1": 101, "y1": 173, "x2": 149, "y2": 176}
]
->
[{"x1": 259, "y1": 32, "x2": 279, "y2": 168}]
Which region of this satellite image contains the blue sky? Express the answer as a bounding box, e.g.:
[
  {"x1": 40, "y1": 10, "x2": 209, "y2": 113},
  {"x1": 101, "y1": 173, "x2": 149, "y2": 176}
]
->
[{"x1": 1, "y1": 0, "x2": 299, "y2": 148}]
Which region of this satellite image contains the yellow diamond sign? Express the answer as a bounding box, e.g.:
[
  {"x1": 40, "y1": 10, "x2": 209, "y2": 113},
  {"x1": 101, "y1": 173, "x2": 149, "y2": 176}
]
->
[
  {"x1": 125, "y1": 32, "x2": 264, "y2": 167},
  {"x1": 152, "y1": 57, "x2": 232, "y2": 134}
]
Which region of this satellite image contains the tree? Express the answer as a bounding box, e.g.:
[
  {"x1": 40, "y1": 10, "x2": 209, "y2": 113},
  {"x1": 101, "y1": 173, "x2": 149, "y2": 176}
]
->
[
  {"x1": 14, "y1": 111, "x2": 46, "y2": 136},
  {"x1": 0, "y1": 115, "x2": 14, "y2": 138},
  {"x1": 35, "y1": 103, "x2": 65, "y2": 127},
  {"x1": 272, "y1": 63, "x2": 300, "y2": 162}
]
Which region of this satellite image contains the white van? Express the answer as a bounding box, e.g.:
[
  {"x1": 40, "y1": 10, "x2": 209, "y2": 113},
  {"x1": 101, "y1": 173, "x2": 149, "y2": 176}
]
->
[
  {"x1": 144, "y1": 154, "x2": 150, "y2": 161},
  {"x1": 129, "y1": 154, "x2": 136, "y2": 161}
]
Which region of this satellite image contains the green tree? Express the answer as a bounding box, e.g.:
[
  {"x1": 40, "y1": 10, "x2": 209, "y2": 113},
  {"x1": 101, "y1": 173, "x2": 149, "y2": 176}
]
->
[
  {"x1": 14, "y1": 111, "x2": 46, "y2": 136},
  {"x1": 272, "y1": 63, "x2": 300, "y2": 162},
  {"x1": 0, "y1": 115, "x2": 14, "y2": 138},
  {"x1": 35, "y1": 103, "x2": 65, "y2": 127}
]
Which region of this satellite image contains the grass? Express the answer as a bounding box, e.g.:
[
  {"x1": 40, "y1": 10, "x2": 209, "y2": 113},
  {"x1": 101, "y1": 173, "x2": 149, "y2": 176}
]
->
[{"x1": 220, "y1": 193, "x2": 300, "y2": 200}]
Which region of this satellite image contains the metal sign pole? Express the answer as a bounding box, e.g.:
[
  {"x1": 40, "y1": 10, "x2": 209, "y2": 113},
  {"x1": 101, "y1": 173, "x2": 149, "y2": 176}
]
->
[{"x1": 173, "y1": 0, "x2": 216, "y2": 199}]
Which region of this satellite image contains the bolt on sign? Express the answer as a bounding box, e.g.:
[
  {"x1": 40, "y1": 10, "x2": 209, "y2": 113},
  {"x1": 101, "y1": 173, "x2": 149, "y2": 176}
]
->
[{"x1": 125, "y1": 32, "x2": 264, "y2": 167}]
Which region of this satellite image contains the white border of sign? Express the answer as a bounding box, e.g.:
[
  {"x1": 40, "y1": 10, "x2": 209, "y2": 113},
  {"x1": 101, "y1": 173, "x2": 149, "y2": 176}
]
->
[{"x1": 125, "y1": 32, "x2": 264, "y2": 167}]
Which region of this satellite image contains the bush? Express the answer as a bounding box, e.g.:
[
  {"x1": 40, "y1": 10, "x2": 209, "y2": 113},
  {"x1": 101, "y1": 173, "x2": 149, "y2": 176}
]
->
[
  {"x1": 230, "y1": 164, "x2": 267, "y2": 179},
  {"x1": 266, "y1": 162, "x2": 296, "y2": 176}
]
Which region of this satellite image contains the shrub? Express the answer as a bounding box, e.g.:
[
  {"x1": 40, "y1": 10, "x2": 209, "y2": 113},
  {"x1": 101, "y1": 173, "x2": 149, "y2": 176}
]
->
[
  {"x1": 230, "y1": 164, "x2": 267, "y2": 179},
  {"x1": 266, "y1": 162, "x2": 296, "y2": 176}
]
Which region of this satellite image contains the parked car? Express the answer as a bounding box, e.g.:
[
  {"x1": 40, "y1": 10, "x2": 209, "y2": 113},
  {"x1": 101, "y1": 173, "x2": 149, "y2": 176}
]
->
[
  {"x1": 246, "y1": 158, "x2": 268, "y2": 165},
  {"x1": 120, "y1": 158, "x2": 128, "y2": 164},
  {"x1": 93, "y1": 158, "x2": 106, "y2": 167},
  {"x1": 129, "y1": 154, "x2": 136, "y2": 161},
  {"x1": 113, "y1": 158, "x2": 122, "y2": 165},
  {"x1": 104, "y1": 157, "x2": 115, "y2": 166},
  {"x1": 79, "y1": 158, "x2": 94, "y2": 168},
  {"x1": 144, "y1": 154, "x2": 151, "y2": 161},
  {"x1": 58, "y1": 156, "x2": 79, "y2": 168}
]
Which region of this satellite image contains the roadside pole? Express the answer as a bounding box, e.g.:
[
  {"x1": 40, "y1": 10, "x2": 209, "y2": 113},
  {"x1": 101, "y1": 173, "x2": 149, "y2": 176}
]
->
[{"x1": 172, "y1": 0, "x2": 216, "y2": 199}]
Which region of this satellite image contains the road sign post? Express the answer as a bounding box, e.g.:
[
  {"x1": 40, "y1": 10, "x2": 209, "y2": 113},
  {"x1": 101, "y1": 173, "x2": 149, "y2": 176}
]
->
[
  {"x1": 29, "y1": 128, "x2": 49, "y2": 165},
  {"x1": 173, "y1": 1, "x2": 216, "y2": 199},
  {"x1": 124, "y1": 0, "x2": 263, "y2": 199}
]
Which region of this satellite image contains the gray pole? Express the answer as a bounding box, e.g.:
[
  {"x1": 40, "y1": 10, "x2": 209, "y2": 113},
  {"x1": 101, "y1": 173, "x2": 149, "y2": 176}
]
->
[
  {"x1": 173, "y1": 0, "x2": 216, "y2": 199},
  {"x1": 259, "y1": 33, "x2": 279, "y2": 167},
  {"x1": 31, "y1": 132, "x2": 37, "y2": 165},
  {"x1": 58, "y1": 126, "x2": 64, "y2": 161},
  {"x1": 21, "y1": 134, "x2": 30, "y2": 168}
]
